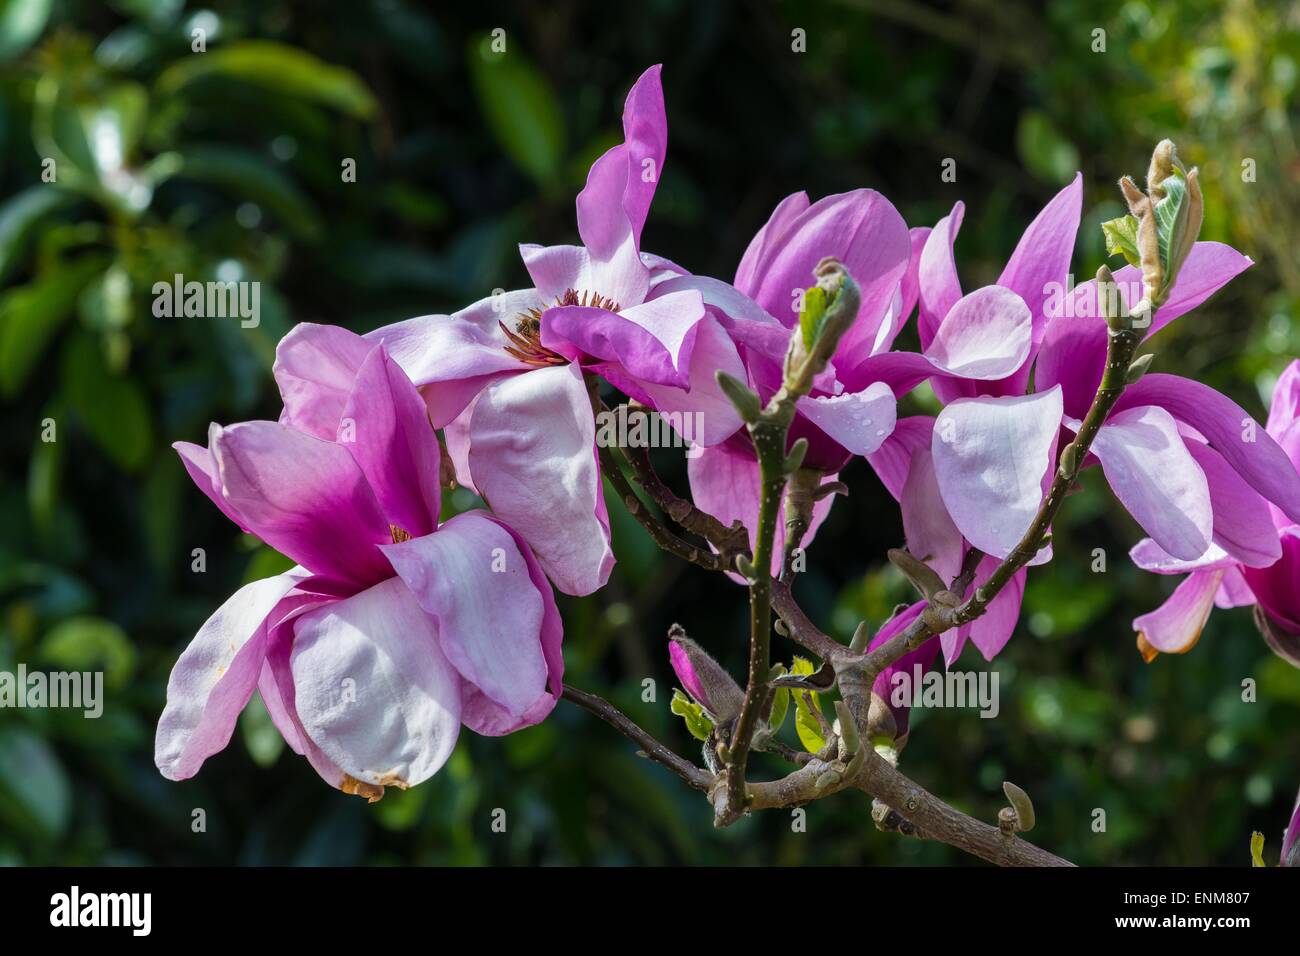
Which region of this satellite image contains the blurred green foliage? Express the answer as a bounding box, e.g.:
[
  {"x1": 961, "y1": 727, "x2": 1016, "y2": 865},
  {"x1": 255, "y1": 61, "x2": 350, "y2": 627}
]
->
[{"x1": 0, "y1": 0, "x2": 1298, "y2": 866}]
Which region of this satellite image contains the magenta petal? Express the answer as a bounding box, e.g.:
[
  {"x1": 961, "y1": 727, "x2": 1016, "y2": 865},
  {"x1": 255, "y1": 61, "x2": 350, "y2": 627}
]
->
[
  {"x1": 1283, "y1": 787, "x2": 1300, "y2": 867},
  {"x1": 1074, "y1": 405, "x2": 1212, "y2": 561},
  {"x1": 382, "y1": 511, "x2": 551, "y2": 721},
  {"x1": 577, "y1": 65, "x2": 667, "y2": 255},
  {"x1": 1035, "y1": 307, "x2": 1108, "y2": 420},
  {"x1": 1119, "y1": 241, "x2": 1253, "y2": 338},
  {"x1": 997, "y1": 174, "x2": 1082, "y2": 348},
  {"x1": 1129, "y1": 538, "x2": 1235, "y2": 575},
  {"x1": 212, "y1": 421, "x2": 392, "y2": 587},
  {"x1": 931, "y1": 387, "x2": 1062, "y2": 560},
  {"x1": 668, "y1": 640, "x2": 711, "y2": 711},
  {"x1": 1133, "y1": 569, "x2": 1225, "y2": 657},
  {"x1": 274, "y1": 323, "x2": 372, "y2": 439},
  {"x1": 1267, "y1": 360, "x2": 1300, "y2": 443},
  {"x1": 467, "y1": 363, "x2": 614, "y2": 596},
  {"x1": 1241, "y1": 528, "x2": 1300, "y2": 633},
  {"x1": 338, "y1": 345, "x2": 440, "y2": 539},
  {"x1": 901, "y1": 446, "x2": 963, "y2": 583},
  {"x1": 962, "y1": 560, "x2": 1025, "y2": 662},
  {"x1": 291, "y1": 577, "x2": 463, "y2": 789},
  {"x1": 543, "y1": 291, "x2": 703, "y2": 389},
  {"x1": 175, "y1": 426, "x2": 250, "y2": 532},
  {"x1": 686, "y1": 440, "x2": 837, "y2": 578},
  {"x1": 867, "y1": 415, "x2": 934, "y2": 501},
  {"x1": 367, "y1": 291, "x2": 533, "y2": 428},
  {"x1": 1184, "y1": 438, "x2": 1280, "y2": 568},
  {"x1": 924, "y1": 285, "x2": 1032, "y2": 380},
  {"x1": 1114, "y1": 374, "x2": 1300, "y2": 525},
  {"x1": 917, "y1": 202, "x2": 965, "y2": 349},
  {"x1": 796, "y1": 382, "x2": 897, "y2": 456},
  {"x1": 868, "y1": 602, "x2": 940, "y2": 740},
  {"x1": 633, "y1": 313, "x2": 747, "y2": 446},
  {"x1": 155, "y1": 571, "x2": 303, "y2": 780},
  {"x1": 743, "y1": 189, "x2": 911, "y2": 331}
]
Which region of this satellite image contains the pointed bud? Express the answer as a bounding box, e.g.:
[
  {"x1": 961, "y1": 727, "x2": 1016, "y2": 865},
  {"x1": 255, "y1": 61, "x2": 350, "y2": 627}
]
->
[
  {"x1": 833, "y1": 700, "x2": 859, "y2": 756},
  {"x1": 1126, "y1": 352, "x2": 1154, "y2": 383},
  {"x1": 849, "y1": 620, "x2": 871, "y2": 653},
  {"x1": 1002, "y1": 780, "x2": 1036, "y2": 832},
  {"x1": 715, "y1": 370, "x2": 762, "y2": 424},
  {"x1": 784, "y1": 437, "x2": 809, "y2": 474},
  {"x1": 888, "y1": 548, "x2": 948, "y2": 601},
  {"x1": 668, "y1": 632, "x2": 745, "y2": 725},
  {"x1": 785, "y1": 257, "x2": 861, "y2": 393}
]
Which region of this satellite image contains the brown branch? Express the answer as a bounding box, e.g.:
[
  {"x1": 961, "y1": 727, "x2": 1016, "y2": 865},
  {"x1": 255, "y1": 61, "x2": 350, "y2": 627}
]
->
[{"x1": 561, "y1": 684, "x2": 714, "y2": 791}]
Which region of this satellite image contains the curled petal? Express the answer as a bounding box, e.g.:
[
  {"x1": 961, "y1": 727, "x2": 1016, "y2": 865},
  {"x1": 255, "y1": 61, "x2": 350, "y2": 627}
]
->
[
  {"x1": 155, "y1": 572, "x2": 304, "y2": 780},
  {"x1": 212, "y1": 421, "x2": 392, "y2": 588},
  {"x1": 1133, "y1": 569, "x2": 1225, "y2": 661},
  {"x1": 924, "y1": 285, "x2": 1032, "y2": 380},
  {"x1": 917, "y1": 202, "x2": 965, "y2": 349},
  {"x1": 339, "y1": 345, "x2": 441, "y2": 539},
  {"x1": 467, "y1": 363, "x2": 614, "y2": 596},
  {"x1": 997, "y1": 174, "x2": 1082, "y2": 349},
  {"x1": 1069, "y1": 405, "x2": 1212, "y2": 562},
  {"x1": 931, "y1": 387, "x2": 1062, "y2": 561},
  {"x1": 633, "y1": 313, "x2": 746, "y2": 447},
  {"x1": 901, "y1": 446, "x2": 964, "y2": 584},
  {"x1": 382, "y1": 511, "x2": 552, "y2": 721},
  {"x1": 274, "y1": 323, "x2": 372, "y2": 439},
  {"x1": 291, "y1": 577, "x2": 463, "y2": 790},
  {"x1": 795, "y1": 382, "x2": 897, "y2": 456}
]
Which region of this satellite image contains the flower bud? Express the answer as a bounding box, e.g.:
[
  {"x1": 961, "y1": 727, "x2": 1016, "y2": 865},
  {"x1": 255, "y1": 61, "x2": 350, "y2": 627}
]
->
[{"x1": 668, "y1": 632, "x2": 744, "y2": 725}]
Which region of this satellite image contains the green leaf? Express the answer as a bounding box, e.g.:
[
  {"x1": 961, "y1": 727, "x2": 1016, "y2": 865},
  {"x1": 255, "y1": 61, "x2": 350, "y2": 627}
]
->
[
  {"x1": 798, "y1": 285, "x2": 829, "y2": 350},
  {"x1": 173, "y1": 147, "x2": 322, "y2": 240},
  {"x1": 0, "y1": 0, "x2": 52, "y2": 63},
  {"x1": 467, "y1": 34, "x2": 565, "y2": 188},
  {"x1": 0, "y1": 255, "x2": 106, "y2": 395},
  {"x1": 791, "y1": 656, "x2": 827, "y2": 752},
  {"x1": 39, "y1": 615, "x2": 136, "y2": 689},
  {"x1": 240, "y1": 692, "x2": 285, "y2": 768},
  {"x1": 1101, "y1": 214, "x2": 1142, "y2": 267},
  {"x1": 0, "y1": 725, "x2": 70, "y2": 839},
  {"x1": 0, "y1": 186, "x2": 77, "y2": 284},
  {"x1": 671, "y1": 688, "x2": 714, "y2": 742},
  {"x1": 156, "y1": 40, "x2": 378, "y2": 119},
  {"x1": 61, "y1": 332, "x2": 154, "y2": 471},
  {"x1": 1153, "y1": 172, "x2": 1188, "y2": 274}
]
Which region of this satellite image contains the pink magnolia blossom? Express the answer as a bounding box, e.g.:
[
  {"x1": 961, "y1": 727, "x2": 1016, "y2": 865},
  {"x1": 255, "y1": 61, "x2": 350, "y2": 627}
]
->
[
  {"x1": 919, "y1": 177, "x2": 1300, "y2": 662},
  {"x1": 274, "y1": 65, "x2": 749, "y2": 598},
  {"x1": 1128, "y1": 360, "x2": 1300, "y2": 660},
  {"x1": 158, "y1": 344, "x2": 562, "y2": 799},
  {"x1": 682, "y1": 186, "x2": 1041, "y2": 572}
]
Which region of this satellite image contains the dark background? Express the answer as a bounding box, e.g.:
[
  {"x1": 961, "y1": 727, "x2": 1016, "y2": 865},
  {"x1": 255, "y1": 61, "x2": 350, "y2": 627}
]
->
[{"x1": 1, "y1": 0, "x2": 1298, "y2": 865}]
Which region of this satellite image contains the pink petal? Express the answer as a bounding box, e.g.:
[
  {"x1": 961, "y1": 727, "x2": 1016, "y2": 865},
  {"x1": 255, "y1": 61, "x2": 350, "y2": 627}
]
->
[
  {"x1": 924, "y1": 285, "x2": 1032, "y2": 380},
  {"x1": 795, "y1": 381, "x2": 897, "y2": 456},
  {"x1": 962, "y1": 561, "x2": 1025, "y2": 662},
  {"x1": 466, "y1": 363, "x2": 614, "y2": 596},
  {"x1": 1241, "y1": 528, "x2": 1300, "y2": 633},
  {"x1": 338, "y1": 345, "x2": 440, "y2": 539},
  {"x1": 633, "y1": 313, "x2": 747, "y2": 446},
  {"x1": 997, "y1": 174, "x2": 1082, "y2": 349},
  {"x1": 931, "y1": 387, "x2": 1062, "y2": 560},
  {"x1": 155, "y1": 571, "x2": 303, "y2": 780},
  {"x1": 901, "y1": 446, "x2": 964, "y2": 584},
  {"x1": 734, "y1": 191, "x2": 811, "y2": 295},
  {"x1": 742, "y1": 190, "x2": 911, "y2": 333},
  {"x1": 867, "y1": 415, "x2": 934, "y2": 501},
  {"x1": 174, "y1": 426, "x2": 251, "y2": 532},
  {"x1": 274, "y1": 323, "x2": 372, "y2": 439},
  {"x1": 212, "y1": 421, "x2": 392, "y2": 587},
  {"x1": 1133, "y1": 569, "x2": 1225, "y2": 658},
  {"x1": 291, "y1": 577, "x2": 463, "y2": 789},
  {"x1": 686, "y1": 440, "x2": 837, "y2": 578},
  {"x1": 382, "y1": 511, "x2": 551, "y2": 721},
  {"x1": 1114, "y1": 241, "x2": 1253, "y2": 338},
  {"x1": 520, "y1": 241, "x2": 649, "y2": 314},
  {"x1": 1185, "y1": 438, "x2": 1280, "y2": 568},
  {"x1": 1266, "y1": 359, "x2": 1300, "y2": 443},
  {"x1": 1070, "y1": 405, "x2": 1212, "y2": 562},
  {"x1": 1114, "y1": 374, "x2": 1300, "y2": 526},
  {"x1": 917, "y1": 202, "x2": 964, "y2": 349}
]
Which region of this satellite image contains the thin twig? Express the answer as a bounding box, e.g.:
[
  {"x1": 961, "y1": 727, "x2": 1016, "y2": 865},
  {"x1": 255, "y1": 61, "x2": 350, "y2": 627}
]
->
[{"x1": 561, "y1": 684, "x2": 714, "y2": 791}]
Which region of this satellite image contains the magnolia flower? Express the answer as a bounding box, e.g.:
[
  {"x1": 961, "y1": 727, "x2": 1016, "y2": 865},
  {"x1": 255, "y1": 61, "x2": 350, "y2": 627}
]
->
[
  {"x1": 683, "y1": 187, "x2": 1040, "y2": 571},
  {"x1": 1283, "y1": 786, "x2": 1300, "y2": 867},
  {"x1": 275, "y1": 65, "x2": 748, "y2": 597},
  {"x1": 158, "y1": 344, "x2": 562, "y2": 799},
  {"x1": 864, "y1": 602, "x2": 941, "y2": 751},
  {"x1": 922, "y1": 173, "x2": 1300, "y2": 663},
  {"x1": 1129, "y1": 360, "x2": 1300, "y2": 661},
  {"x1": 668, "y1": 635, "x2": 743, "y2": 726}
]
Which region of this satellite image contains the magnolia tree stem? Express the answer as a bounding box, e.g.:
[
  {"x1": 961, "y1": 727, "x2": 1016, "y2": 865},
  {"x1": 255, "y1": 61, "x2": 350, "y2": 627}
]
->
[{"x1": 559, "y1": 257, "x2": 1161, "y2": 866}]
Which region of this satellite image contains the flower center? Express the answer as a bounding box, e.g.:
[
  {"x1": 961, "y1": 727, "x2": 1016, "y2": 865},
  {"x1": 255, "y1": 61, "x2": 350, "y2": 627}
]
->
[
  {"x1": 501, "y1": 288, "x2": 622, "y2": 367},
  {"x1": 390, "y1": 525, "x2": 411, "y2": 543}
]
